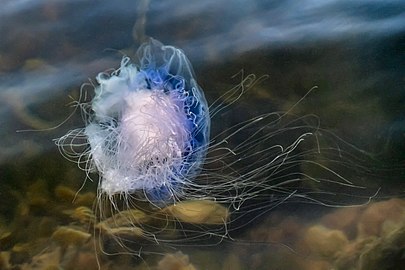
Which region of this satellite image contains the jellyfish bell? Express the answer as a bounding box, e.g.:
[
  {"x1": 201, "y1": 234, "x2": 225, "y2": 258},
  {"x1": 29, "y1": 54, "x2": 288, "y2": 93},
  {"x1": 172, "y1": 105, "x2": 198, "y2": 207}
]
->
[{"x1": 72, "y1": 38, "x2": 211, "y2": 204}]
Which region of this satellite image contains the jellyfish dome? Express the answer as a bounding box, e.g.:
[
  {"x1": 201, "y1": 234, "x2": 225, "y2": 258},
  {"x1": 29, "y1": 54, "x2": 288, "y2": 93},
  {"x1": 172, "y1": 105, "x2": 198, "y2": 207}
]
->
[{"x1": 85, "y1": 39, "x2": 210, "y2": 202}]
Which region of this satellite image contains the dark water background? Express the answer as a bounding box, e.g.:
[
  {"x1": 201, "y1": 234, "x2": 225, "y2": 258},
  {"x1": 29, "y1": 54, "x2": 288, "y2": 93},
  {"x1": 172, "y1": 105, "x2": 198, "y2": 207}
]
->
[{"x1": 0, "y1": 0, "x2": 404, "y2": 269}]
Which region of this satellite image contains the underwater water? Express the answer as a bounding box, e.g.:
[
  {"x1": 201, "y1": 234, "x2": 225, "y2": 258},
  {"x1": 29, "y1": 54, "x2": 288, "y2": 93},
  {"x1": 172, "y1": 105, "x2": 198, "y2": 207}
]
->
[{"x1": 0, "y1": 0, "x2": 404, "y2": 269}]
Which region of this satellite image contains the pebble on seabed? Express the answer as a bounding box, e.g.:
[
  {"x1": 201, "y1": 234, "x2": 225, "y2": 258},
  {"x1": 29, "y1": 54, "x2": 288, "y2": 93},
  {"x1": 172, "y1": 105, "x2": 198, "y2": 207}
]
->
[{"x1": 157, "y1": 251, "x2": 196, "y2": 270}]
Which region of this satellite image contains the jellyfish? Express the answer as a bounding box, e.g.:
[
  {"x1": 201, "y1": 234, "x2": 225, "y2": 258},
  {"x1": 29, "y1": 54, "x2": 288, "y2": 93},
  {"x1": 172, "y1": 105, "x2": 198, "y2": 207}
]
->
[{"x1": 56, "y1": 38, "x2": 377, "y2": 259}]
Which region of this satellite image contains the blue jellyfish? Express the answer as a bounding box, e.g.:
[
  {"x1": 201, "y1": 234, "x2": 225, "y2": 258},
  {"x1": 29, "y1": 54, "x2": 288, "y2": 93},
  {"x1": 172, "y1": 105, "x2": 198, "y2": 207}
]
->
[
  {"x1": 55, "y1": 38, "x2": 382, "y2": 261},
  {"x1": 81, "y1": 38, "x2": 210, "y2": 203}
]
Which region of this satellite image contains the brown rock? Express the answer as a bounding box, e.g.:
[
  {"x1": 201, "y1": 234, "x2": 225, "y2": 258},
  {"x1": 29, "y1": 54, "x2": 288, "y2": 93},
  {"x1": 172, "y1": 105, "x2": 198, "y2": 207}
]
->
[
  {"x1": 157, "y1": 252, "x2": 196, "y2": 270},
  {"x1": 302, "y1": 225, "x2": 349, "y2": 259},
  {"x1": 357, "y1": 198, "x2": 405, "y2": 237}
]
